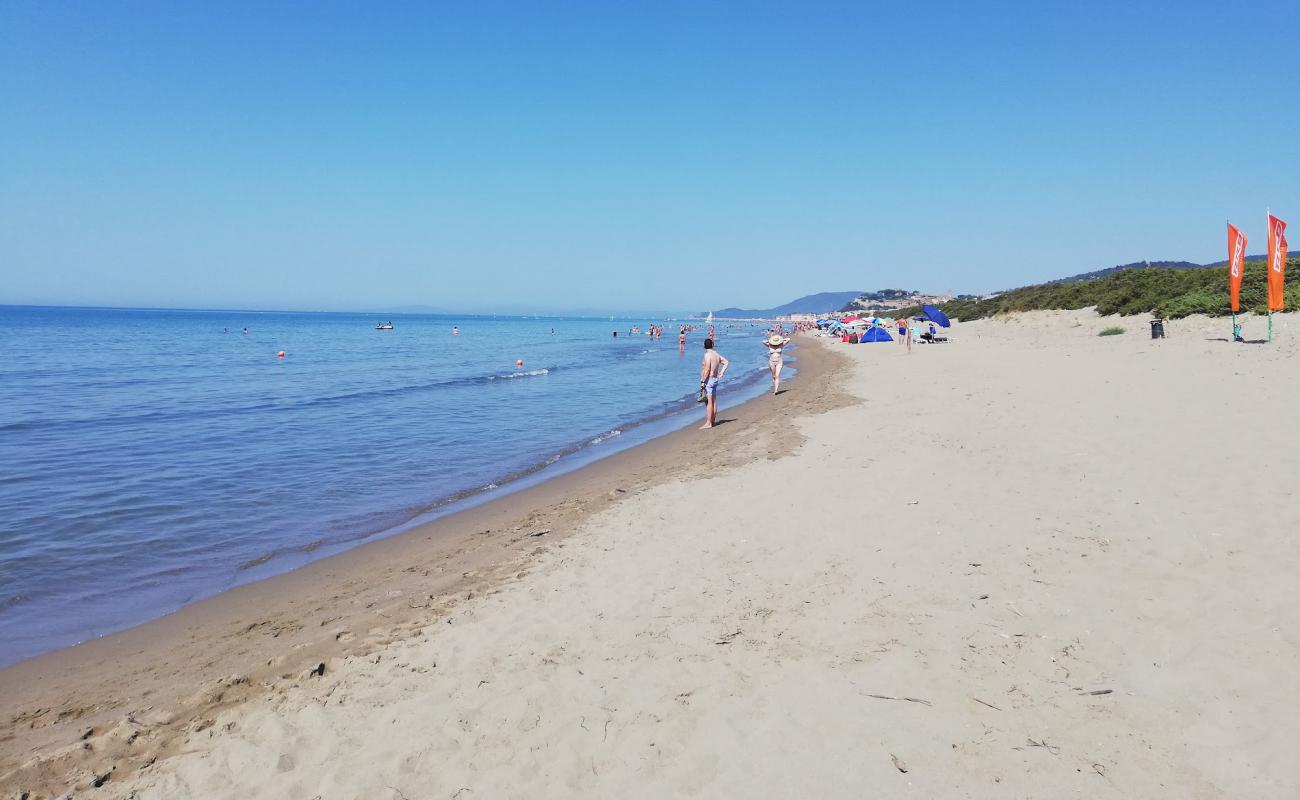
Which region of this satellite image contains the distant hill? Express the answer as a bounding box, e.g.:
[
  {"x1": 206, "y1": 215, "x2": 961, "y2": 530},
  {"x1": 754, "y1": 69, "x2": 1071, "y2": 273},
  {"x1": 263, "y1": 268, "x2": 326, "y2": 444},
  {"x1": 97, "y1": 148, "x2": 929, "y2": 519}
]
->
[
  {"x1": 1047, "y1": 252, "x2": 1298, "y2": 284},
  {"x1": 920, "y1": 255, "x2": 1300, "y2": 321},
  {"x1": 710, "y1": 291, "x2": 865, "y2": 319},
  {"x1": 1201, "y1": 251, "x2": 1298, "y2": 269},
  {"x1": 710, "y1": 250, "x2": 1300, "y2": 321},
  {"x1": 1047, "y1": 260, "x2": 1202, "y2": 284}
]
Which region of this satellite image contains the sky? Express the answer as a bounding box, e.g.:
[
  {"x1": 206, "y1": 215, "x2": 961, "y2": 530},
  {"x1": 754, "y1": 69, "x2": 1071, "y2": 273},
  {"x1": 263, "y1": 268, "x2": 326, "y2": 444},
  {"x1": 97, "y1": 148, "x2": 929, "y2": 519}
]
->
[{"x1": 2, "y1": 1, "x2": 1297, "y2": 314}]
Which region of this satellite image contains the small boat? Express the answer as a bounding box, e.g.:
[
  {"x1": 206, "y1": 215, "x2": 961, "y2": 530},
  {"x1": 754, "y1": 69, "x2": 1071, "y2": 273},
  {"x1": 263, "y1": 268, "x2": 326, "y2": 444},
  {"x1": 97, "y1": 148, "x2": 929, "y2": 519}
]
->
[{"x1": 375, "y1": 323, "x2": 394, "y2": 330}]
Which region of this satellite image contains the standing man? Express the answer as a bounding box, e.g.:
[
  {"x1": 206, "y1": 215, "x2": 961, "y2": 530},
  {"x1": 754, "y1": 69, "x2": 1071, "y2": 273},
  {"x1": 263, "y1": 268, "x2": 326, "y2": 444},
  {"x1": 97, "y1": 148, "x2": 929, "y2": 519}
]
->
[{"x1": 699, "y1": 338, "x2": 729, "y2": 429}]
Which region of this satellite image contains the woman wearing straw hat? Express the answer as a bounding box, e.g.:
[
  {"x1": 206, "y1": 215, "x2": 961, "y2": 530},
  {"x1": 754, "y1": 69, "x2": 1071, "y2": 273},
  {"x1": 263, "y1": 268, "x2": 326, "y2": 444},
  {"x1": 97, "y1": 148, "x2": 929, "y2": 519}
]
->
[{"x1": 761, "y1": 332, "x2": 789, "y2": 395}]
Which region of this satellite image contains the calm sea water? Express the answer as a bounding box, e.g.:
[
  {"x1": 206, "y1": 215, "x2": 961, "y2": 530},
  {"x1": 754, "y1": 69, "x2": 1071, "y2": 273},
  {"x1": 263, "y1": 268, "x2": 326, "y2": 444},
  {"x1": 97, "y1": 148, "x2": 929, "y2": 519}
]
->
[{"x1": 0, "y1": 306, "x2": 786, "y2": 666}]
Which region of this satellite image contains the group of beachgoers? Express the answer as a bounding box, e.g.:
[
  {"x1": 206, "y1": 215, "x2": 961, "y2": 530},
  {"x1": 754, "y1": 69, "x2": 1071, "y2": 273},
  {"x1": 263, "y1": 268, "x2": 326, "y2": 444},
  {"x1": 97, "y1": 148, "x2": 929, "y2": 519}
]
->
[
  {"x1": 817, "y1": 316, "x2": 943, "y2": 352},
  {"x1": 696, "y1": 322, "x2": 798, "y2": 429},
  {"x1": 420, "y1": 317, "x2": 800, "y2": 431}
]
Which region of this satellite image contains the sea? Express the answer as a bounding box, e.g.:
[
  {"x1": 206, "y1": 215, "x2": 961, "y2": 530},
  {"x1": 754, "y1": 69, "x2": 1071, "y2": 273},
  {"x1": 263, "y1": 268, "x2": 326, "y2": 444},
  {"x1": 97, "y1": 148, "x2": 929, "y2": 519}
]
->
[{"x1": 0, "y1": 305, "x2": 789, "y2": 667}]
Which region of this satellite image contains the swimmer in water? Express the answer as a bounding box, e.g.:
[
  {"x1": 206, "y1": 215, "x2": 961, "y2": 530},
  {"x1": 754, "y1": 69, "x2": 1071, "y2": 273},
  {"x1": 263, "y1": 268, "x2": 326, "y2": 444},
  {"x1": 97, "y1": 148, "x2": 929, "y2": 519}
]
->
[{"x1": 453, "y1": 326, "x2": 460, "y2": 335}]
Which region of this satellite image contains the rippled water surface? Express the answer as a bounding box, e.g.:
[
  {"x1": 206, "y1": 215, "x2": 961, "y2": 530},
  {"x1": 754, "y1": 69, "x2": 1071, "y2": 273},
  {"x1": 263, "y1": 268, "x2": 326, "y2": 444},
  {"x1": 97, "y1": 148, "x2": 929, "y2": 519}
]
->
[{"x1": 0, "y1": 306, "x2": 783, "y2": 665}]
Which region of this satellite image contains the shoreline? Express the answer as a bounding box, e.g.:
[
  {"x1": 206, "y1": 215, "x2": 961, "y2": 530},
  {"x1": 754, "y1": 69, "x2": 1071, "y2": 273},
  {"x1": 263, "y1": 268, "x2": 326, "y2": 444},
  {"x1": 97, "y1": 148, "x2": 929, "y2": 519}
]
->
[
  {"x1": 0, "y1": 318, "x2": 780, "y2": 671},
  {"x1": 0, "y1": 337, "x2": 852, "y2": 796}
]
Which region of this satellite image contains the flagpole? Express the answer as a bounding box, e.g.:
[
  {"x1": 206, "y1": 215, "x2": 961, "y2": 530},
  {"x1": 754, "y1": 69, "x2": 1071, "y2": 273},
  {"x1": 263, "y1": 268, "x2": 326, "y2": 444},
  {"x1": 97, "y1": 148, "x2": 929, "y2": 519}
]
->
[
  {"x1": 1229, "y1": 220, "x2": 1236, "y2": 340},
  {"x1": 1268, "y1": 207, "x2": 1273, "y2": 343}
]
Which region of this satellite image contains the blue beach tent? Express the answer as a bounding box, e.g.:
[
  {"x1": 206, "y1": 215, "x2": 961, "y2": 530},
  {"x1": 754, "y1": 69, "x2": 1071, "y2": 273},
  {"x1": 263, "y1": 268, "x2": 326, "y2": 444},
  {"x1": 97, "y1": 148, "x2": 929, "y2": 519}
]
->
[
  {"x1": 859, "y1": 327, "x2": 893, "y2": 343},
  {"x1": 921, "y1": 304, "x2": 952, "y2": 328}
]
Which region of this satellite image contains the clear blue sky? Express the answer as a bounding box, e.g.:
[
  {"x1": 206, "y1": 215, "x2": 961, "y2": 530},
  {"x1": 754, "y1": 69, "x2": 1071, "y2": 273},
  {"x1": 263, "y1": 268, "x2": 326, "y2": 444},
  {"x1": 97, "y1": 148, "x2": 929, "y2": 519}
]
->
[{"x1": 2, "y1": 1, "x2": 1296, "y2": 313}]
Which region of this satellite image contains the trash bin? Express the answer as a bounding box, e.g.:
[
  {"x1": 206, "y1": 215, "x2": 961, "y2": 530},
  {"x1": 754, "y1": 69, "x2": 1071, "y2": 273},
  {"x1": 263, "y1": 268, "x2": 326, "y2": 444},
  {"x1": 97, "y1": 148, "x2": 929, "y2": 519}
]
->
[{"x1": 1149, "y1": 319, "x2": 1165, "y2": 339}]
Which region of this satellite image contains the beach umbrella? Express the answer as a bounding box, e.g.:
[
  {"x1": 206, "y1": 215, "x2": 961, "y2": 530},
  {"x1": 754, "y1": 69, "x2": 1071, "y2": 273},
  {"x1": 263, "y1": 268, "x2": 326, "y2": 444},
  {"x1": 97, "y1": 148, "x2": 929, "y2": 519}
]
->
[{"x1": 921, "y1": 304, "x2": 952, "y2": 328}]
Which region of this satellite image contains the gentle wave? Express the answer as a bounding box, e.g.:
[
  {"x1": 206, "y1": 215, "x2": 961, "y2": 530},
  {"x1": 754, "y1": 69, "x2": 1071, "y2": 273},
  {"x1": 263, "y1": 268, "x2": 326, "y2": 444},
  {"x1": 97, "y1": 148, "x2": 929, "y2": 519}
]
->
[
  {"x1": 590, "y1": 428, "x2": 622, "y2": 445},
  {"x1": 487, "y1": 368, "x2": 551, "y2": 380},
  {"x1": 0, "y1": 365, "x2": 561, "y2": 433}
]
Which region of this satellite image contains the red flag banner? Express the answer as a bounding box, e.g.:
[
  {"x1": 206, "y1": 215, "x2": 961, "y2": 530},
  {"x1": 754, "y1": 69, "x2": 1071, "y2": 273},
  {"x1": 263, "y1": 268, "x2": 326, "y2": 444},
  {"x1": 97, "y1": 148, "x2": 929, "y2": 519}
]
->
[
  {"x1": 1228, "y1": 223, "x2": 1248, "y2": 312},
  {"x1": 1267, "y1": 214, "x2": 1288, "y2": 312}
]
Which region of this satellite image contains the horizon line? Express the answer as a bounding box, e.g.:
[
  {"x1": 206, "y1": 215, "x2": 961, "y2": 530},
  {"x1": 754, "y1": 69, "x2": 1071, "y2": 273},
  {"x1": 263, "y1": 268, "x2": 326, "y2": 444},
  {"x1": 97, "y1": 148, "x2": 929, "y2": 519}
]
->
[{"x1": 0, "y1": 302, "x2": 713, "y2": 319}]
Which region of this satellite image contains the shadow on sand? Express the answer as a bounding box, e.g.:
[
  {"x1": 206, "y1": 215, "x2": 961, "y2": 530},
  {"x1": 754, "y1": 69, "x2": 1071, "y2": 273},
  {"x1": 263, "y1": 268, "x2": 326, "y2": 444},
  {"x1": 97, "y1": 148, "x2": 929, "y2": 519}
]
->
[{"x1": 1203, "y1": 337, "x2": 1269, "y2": 345}]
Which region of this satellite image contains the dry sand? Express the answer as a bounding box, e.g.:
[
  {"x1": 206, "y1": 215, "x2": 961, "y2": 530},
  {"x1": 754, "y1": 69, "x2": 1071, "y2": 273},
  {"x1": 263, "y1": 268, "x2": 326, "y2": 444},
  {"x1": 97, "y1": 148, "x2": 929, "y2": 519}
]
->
[{"x1": 6, "y1": 309, "x2": 1300, "y2": 799}]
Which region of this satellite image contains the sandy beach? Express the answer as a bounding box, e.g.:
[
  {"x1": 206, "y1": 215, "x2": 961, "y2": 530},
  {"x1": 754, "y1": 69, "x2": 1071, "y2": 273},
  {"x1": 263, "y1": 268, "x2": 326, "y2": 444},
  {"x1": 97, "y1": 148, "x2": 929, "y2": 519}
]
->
[{"x1": 6, "y1": 310, "x2": 1300, "y2": 799}]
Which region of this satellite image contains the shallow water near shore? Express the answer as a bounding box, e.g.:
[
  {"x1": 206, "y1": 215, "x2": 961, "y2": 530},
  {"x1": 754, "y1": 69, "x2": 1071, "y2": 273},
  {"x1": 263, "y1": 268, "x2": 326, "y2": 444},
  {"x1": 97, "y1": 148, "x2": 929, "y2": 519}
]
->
[{"x1": 0, "y1": 306, "x2": 785, "y2": 666}]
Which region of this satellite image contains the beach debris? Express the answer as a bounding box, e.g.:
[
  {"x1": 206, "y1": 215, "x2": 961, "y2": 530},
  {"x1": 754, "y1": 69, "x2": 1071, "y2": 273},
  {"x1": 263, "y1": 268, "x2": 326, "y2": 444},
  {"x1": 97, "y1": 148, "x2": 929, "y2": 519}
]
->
[
  {"x1": 969, "y1": 562, "x2": 982, "y2": 567},
  {"x1": 977, "y1": 594, "x2": 990, "y2": 600},
  {"x1": 890, "y1": 753, "x2": 909, "y2": 773},
  {"x1": 308, "y1": 662, "x2": 326, "y2": 678},
  {"x1": 972, "y1": 697, "x2": 1002, "y2": 711},
  {"x1": 715, "y1": 630, "x2": 743, "y2": 645},
  {"x1": 92, "y1": 765, "x2": 115, "y2": 787},
  {"x1": 526, "y1": 529, "x2": 551, "y2": 538},
  {"x1": 1079, "y1": 689, "x2": 1113, "y2": 696},
  {"x1": 864, "y1": 693, "x2": 931, "y2": 706},
  {"x1": 1019, "y1": 737, "x2": 1061, "y2": 755},
  {"x1": 1092, "y1": 762, "x2": 1107, "y2": 776}
]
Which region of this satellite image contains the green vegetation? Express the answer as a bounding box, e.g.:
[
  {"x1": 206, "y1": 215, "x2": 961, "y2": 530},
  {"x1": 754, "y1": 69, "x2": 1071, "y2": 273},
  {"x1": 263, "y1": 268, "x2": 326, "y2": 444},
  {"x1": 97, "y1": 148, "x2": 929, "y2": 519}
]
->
[
  {"x1": 932, "y1": 260, "x2": 1300, "y2": 321},
  {"x1": 1099, "y1": 326, "x2": 1125, "y2": 336}
]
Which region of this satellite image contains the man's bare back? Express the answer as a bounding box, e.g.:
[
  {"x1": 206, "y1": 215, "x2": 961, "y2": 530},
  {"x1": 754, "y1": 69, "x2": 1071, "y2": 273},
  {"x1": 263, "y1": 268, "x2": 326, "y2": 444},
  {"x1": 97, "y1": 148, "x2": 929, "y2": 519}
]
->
[{"x1": 701, "y1": 349, "x2": 725, "y2": 377}]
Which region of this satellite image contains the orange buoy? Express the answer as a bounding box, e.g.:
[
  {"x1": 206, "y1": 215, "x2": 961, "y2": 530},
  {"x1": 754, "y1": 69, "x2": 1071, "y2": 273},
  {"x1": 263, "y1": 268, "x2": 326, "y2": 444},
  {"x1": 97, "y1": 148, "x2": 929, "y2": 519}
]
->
[
  {"x1": 277, "y1": 351, "x2": 286, "y2": 358},
  {"x1": 516, "y1": 359, "x2": 524, "y2": 368}
]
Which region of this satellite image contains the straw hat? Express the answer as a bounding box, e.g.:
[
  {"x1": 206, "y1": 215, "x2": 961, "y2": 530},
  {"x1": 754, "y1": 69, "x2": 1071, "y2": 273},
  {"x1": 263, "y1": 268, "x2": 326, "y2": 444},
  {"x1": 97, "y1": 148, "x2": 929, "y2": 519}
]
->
[{"x1": 765, "y1": 334, "x2": 788, "y2": 346}]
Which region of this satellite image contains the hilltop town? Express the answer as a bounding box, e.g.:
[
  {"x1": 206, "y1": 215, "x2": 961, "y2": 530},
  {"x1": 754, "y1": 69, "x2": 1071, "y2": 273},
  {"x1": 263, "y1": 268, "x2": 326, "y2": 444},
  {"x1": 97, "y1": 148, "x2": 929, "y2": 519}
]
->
[{"x1": 774, "y1": 289, "x2": 960, "y2": 321}]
